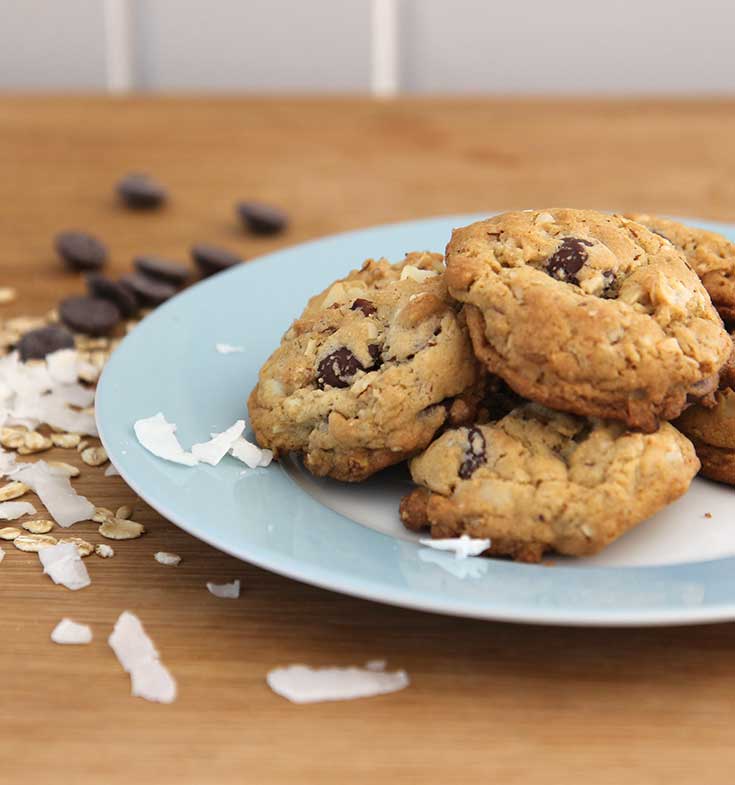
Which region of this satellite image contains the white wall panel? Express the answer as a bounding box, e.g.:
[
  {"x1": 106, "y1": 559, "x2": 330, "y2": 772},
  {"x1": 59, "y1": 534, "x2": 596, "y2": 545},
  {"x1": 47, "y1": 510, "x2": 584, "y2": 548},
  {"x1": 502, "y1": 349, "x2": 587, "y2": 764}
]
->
[
  {"x1": 132, "y1": 0, "x2": 373, "y2": 91},
  {"x1": 0, "y1": 0, "x2": 108, "y2": 90},
  {"x1": 399, "y1": 0, "x2": 735, "y2": 94}
]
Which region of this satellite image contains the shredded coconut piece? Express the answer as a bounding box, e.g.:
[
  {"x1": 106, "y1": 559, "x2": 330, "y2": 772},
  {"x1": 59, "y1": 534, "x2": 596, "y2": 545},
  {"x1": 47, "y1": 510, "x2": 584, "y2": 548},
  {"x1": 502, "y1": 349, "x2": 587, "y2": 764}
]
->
[
  {"x1": 418, "y1": 534, "x2": 491, "y2": 559},
  {"x1": 104, "y1": 463, "x2": 121, "y2": 477},
  {"x1": 0, "y1": 545, "x2": 4, "y2": 564},
  {"x1": 154, "y1": 551, "x2": 181, "y2": 567},
  {"x1": 133, "y1": 413, "x2": 198, "y2": 466},
  {"x1": 108, "y1": 611, "x2": 177, "y2": 704},
  {"x1": 191, "y1": 420, "x2": 245, "y2": 466},
  {"x1": 399, "y1": 265, "x2": 439, "y2": 283},
  {"x1": 418, "y1": 547, "x2": 490, "y2": 579},
  {"x1": 51, "y1": 618, "x2": 92, "y2": 644},
  {"x1": 14, "y1": 461, "x2": 94, "y2": 527},
  {"x1": 230, "y1": 437, "x2": 273, "y2": 469},
  {"x1": 215, "y1": 343, "x2": 245, "y2": 354},
  {"x1": 38, "y1": 542, "x2": 91, "y2": 590},
  {"x1": 95, "y1": 543, "x2": 114, "y2": 558},
  {"x1": 365, "y1": 659, "x2": 387, "y2": 672},
  {"x1": 267, "y1": 664, "x2": 410, "y2": 704},
  {"x1": 0, "y1": 500, "x2": 36, "y2": 520},
  {"x1": 206, "y1": 579, "x2": 240, "y2": 599},
  {"x1": 46, "y1": 349, "x2": 80, "y2": 385}
]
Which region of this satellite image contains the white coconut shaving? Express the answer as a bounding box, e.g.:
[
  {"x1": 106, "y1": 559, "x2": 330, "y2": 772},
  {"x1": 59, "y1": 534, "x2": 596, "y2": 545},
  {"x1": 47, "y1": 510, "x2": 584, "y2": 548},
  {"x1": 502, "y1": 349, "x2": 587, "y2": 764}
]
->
[
  {"x1": 108, "y1": 611, "x2": 177, "y2": 704},
  {"x1": 418, "y1": 547, "x2": 490, "y2": 579},
  {"x1": 0, "y1": 351, "x2": 98, "y2": 436},
  {"x1": 154, "y1": 551, "x2": 181, "y2": 567},
  {"x1": 206, "y1": 579, "x2": 240, "y2": 599},
  {"x1": 133, "y1": 413, "x2": 198, "y2": 466},
  {"x1": 0, "y1": 501, "x2": 36, "y2": 520},
  {"x1": 104, "y1": 463, "x2": 120, "y2": 477},
  {"x1": 38, "y1": 542, "x2": 91, "y2": 590},
  {"x1": 230, "y1": 437, "x2": 273, "y2": 469},
  {"x1": 215, "y1": 343, "x2": 245, "y2": 354},
  {"x1": 399, "y1": 265, "x2": 439, "y2": 283},
  {"x1": 191, "y1": 420, "x2": 245, "y2": 466},
  {"x1": 0, "y1": 545, "x2": 4, "y2": 564},
  {"x1": 266, "y1": 664, "x2": 410, "y2": 704},
  {"x1": 0, "y1": 449, "x2": 16, "y2": 478},
  {"x1": 51, "y1": 618, "x2": 93, "y2": 644},
  {"x1": 14, "y1": 461, "x2": 94, "y2": 527},
  {"x1": 365, "y1": 659, "x2": 387, "y2": 672},
  {"x1": 418, "y1": 534, "x2": 491, "y2": 559}
]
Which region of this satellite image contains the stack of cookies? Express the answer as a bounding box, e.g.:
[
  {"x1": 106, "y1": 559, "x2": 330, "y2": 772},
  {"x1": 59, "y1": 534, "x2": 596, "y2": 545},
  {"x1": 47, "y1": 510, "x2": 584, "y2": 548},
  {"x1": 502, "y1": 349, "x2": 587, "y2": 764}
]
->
[{"x1": 249, "y1": 209, "x2": 735, "y2": 562}]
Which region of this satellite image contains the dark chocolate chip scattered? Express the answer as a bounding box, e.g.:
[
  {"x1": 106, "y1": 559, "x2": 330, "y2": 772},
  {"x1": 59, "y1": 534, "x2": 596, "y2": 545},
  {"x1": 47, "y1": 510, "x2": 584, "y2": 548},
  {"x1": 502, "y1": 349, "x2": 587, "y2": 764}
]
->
[
  {"x1": 17, "y1": 325, "x2": 75, "y2": 361},
  {"x1": 191, "y1": 244, "x2": 243, "y2": 277},
  {"x1": 545, "y1": 237, "x2": 594, "y2": 286},
  {"x1": 121, "y1": 272, "x2": 176, "y2": 306},
  {"x1": 134, "y1": 255, "x2": 190, "y2": 285},
  {"x1": 316, "y1": 348, "x2": 364, "y2": 389},
  {"x1": 59, "y1": 296, "x2": 121, "y2": 336},
  {"x1": 351, "y1": 298, "x2": 377, "y2": 316},
  {"x1": 458, "y1": 426, "x2": 487, "y2": 479},
  {"x1": 367, "y1": 344, "x2": 382, "y2": 368},
  {"x1": 86, "y1": 273, "x2": 138, "y2": 318},
  {"x1": 117, "y1": 173, "x2": 167, "y2": 210},
  {"x1": 55, "y1": 231, "x2": 107, "y2": 272},
  {"x1": 236, "y1": 201, "x2": 288, "y2": 235}
]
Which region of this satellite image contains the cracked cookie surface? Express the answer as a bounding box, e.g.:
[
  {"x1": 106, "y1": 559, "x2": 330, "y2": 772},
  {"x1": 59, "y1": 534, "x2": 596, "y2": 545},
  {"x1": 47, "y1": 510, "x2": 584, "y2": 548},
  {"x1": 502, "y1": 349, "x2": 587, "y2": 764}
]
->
[
  {"x1": 248, "y1": 252, "x2": 482, "y2": 481},
  {"x1": 626, "y1": 213, "x2": 735, "y2": 324},
  {"x1": 400, "y1": 403, "x2": 700, "y2": 562},
  {"x1": 445, "y1": 208, "x2": 732, "y2": 432}
]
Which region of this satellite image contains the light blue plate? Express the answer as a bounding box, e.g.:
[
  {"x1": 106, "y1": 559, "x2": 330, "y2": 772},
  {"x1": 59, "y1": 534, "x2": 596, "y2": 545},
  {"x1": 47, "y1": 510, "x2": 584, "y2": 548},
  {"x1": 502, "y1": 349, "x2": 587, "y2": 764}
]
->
[{"x1": 96, "y1": 214, "x2": 735, "y2": 627}]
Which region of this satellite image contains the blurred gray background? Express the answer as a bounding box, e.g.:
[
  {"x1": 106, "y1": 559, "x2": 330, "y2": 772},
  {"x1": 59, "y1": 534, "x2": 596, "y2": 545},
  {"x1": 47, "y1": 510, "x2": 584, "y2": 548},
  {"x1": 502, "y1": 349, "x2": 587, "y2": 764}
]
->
[{"x1": 2, "y1": 0, "x2": 734, "y2": 94}]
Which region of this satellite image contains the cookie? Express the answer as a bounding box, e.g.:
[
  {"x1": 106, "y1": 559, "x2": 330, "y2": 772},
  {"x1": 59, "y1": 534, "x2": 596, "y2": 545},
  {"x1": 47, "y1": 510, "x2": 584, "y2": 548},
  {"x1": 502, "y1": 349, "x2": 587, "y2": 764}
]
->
[
  {"x1": 445, "y1": 208, "x2": 732, "y2": 432},
  {"x1": 248, "y1": 252, "x2": 483, "y2": 481},
  {"x1": 626, "y1": 214, "x2": 735, "y2": 324},
  {"x1": 400, "y1": 403, "x2": 700, "y2": 562}
]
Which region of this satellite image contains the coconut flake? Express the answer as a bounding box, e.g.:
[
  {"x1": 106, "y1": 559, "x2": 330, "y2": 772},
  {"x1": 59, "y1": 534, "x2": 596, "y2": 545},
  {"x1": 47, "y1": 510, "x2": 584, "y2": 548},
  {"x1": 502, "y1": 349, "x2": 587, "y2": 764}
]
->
[
  {"x1": 230, "y1": 437, "x2": 273, "y2": 469},
  {"x1": 51, "y1": 618, "x2": 92, "y2": 644},
  {"x1": 399, "y1": 265, "x2": 439, "y2": 283},
  {"x1": 418, "y1": 547, "x2": 490, "y2": 579},
  {"x1": 215, "y1": 343, "x2": 245, "y2": 354},
  {"x1": 14, "y1": 461, "x2": 94, "y2": 527},
  {"x1": 108, "y1": 611, "x2": 177, "y2": 704},
  {"x1": 266, "y1": 664, "x2": 410, "y2": 704},
  {"x1": 206, "y1": 579, "x2": 240, "y2": 599},
  {"x1": 46, "y1": 349, "x2": 80, "y2": 385},
  {"x1": 0, "y1": 449, "x2": 16, "y2": 478},
  {"x1": 0, "y1": 501, "x2": 36, "y2": 520},
  {"x1": 154, "y1": 551, "x2": 181, "y2": 567},
  {"x1": 133, "y1": 413, "x2": 198, "y2": 466},
  {"x1": 191, "y1": 420, "x2": 245, "y2": 466},
  {"x1": 38, "y1": 542, "x2": 91, "y2": 590},
  {"x1": 0, "y1": 545, "x2": 4, "y2": 564},
  {"x1": 365, "y1": 659, "x2": 387, "y2": 672},
  {"x1": 418, "y1": 534, "x2": 491, "y2": 559},
  {"x1": 104, "y1": 463, "x2": 120, "y2": 477}
]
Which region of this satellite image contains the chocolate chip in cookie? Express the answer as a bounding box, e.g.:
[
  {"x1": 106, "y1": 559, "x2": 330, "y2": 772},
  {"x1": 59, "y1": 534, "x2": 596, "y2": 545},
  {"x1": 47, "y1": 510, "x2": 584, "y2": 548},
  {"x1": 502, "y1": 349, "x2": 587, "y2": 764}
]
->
[
  {"x1": 545, "y1": 237, "x2": 594, "y2": 285},
  {"x1": 459, "y1": 427, "x2": 487, "y2": 479},
  {"x1": 316, "y1": 348, "x2": 364, "y2": 389},
  {"x1": 351, "y1": 298, "x2": 377, "y2": 316}
]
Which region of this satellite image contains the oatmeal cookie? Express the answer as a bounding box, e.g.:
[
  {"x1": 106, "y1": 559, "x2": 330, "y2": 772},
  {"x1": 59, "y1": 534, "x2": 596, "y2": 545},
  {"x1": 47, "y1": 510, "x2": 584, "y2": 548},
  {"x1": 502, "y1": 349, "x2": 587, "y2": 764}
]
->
[
  {"x1": 400, "y1": 403, "x2": 700, "y2": 562},
  {"x1": 445, "y1": 208, "x2": 731, "y2": 431}
]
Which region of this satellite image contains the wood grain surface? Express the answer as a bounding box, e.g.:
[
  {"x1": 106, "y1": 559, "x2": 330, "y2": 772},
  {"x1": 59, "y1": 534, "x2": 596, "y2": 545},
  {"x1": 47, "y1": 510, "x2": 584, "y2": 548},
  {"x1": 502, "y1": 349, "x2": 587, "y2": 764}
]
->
[{"x1": 1, "y1": 97, "x2": 735, "y2": 785}]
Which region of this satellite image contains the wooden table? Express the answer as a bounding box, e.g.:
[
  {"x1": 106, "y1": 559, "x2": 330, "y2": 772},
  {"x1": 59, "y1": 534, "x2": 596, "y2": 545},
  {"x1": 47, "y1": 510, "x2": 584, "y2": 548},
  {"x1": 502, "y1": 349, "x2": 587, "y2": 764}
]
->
[{"x1": 1, "y1": 97, "x2": 734, "y2": 785}]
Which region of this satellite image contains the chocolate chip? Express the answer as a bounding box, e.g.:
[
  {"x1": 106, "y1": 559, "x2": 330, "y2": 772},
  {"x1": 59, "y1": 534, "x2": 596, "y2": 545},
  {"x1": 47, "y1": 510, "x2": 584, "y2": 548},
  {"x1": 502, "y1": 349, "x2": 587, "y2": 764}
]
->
[
  {"x1": 316, "y1": 348, "x2": 364, "y2": 389},
  {"x1": 17, "y1": 325, "x2": 75, "y2": 361},
  {"x1": 458, "y1": 427, "x2": 487, "y2": 479},
  {"x1": 59, "y1": 296, "x2": 121, "y2": 336},
  {"x1": 545, "y1": 237, "x2": 594, "y2": 286},
  {"x1": 600, "y1": 270, "x2": 619, "y2": 299},
  {"x1": 86, "y1": 273, "x2": 139, "y2": 317},
  {"x1": 117, "y1": 173, "x2": 167, "y2": 210},
  {"x1": 134, "y1": 255, "x2": 190, "y2": 286},
  {"x1": 236, "y1": 201, "x2": 288, "y2": 235},
  {"x1": 368, "y1": 344, "x2": 382, "y2": 368},
  {"x1": 120, "y1": 272, "x2": 176, "y2": 306},
  {"x1": 55, "y1": 231, "x2": 107, "y2": 272},
  {"x1": 191, "y1": 244, "x2": 243, "y2": 277},
  {"x1": 351, "y1": 298, "x2": 377, "y2": 316}
]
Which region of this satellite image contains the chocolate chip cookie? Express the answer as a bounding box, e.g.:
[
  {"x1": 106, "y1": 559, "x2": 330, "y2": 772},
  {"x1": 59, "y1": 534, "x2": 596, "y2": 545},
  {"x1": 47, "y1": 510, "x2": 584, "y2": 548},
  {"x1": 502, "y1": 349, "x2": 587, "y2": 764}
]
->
[
  {"x1": 675, "y1": 337, "x2": 735, "y2": 485},
  {"x1": 400, "y1": 403, "x2": 700, "y2": 562},
  {"x1": 626, "y1": 213, "x2": 735, "y2": 324},
  {"x1": 445, "y1": 208, "x2": 732, "y2": 432},
  {"x1": 248, "y1": 252, "x2": 483, "y2": 481}
]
